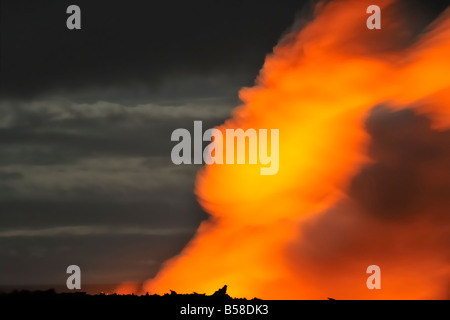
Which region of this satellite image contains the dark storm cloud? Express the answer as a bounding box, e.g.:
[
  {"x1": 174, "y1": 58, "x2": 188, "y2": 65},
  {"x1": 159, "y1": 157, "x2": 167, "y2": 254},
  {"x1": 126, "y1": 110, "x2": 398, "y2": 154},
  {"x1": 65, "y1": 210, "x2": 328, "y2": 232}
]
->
[
  {"x1": 0, "y1": 98, "x2": 232, "y2": 165},
  {"x1": 0, "y1": 232, "x2": 196, "y2": 287},
  {"x1": 0, "y1": 0, "x2": 308, "y2": 100},
  {"x1": 0, "y1": 0, "x2": 317, "y2": 289},
  {"x1": 0, "y1": 171, "x2": 23, "y2": 181},
  {"x1": 0, "y1": 177, "x2": 206, "y2": 230}
]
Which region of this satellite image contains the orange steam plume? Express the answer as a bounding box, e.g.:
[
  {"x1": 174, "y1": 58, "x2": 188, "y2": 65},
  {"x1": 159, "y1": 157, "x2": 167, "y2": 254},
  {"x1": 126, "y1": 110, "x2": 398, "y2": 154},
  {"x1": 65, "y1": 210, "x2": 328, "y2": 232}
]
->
[{"x1": 142, "y1": 0, "x2": 450, "y2": 299}]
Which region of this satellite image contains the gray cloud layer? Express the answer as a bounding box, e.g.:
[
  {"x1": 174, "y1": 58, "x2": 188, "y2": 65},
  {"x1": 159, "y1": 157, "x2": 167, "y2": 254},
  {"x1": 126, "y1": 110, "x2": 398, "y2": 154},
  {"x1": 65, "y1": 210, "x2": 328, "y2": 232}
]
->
[
  {"x1": 0, "y1": 226, "x2": 194, "y2": 238},
  {"x1": 0, "y1": 90, "x2": 234, "y2": 288}
]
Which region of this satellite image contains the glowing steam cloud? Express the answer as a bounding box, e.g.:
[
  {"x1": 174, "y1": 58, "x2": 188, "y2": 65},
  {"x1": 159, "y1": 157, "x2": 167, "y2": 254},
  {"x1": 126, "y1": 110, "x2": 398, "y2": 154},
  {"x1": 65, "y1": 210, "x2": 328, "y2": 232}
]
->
[{"x1": 142, "y1": 0, "x2": 450, "y2": 299}]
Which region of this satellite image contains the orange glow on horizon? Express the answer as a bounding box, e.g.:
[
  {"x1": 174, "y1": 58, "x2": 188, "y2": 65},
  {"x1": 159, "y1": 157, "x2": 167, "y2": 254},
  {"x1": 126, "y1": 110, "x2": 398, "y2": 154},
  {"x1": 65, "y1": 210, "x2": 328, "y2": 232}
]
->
[{"x1": 114, "y1": 282, "x2": 140, "y2": 295}]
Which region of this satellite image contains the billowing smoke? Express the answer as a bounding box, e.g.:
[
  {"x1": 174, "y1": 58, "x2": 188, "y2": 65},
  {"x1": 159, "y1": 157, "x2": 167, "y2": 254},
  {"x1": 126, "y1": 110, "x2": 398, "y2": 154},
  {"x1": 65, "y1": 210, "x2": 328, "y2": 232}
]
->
[
  {"x1": 286, "y1": 107, "x2": 450, "y2": 299},
  {"x1": 140, "y1": 0, "x2": 450, "y2": 299}
]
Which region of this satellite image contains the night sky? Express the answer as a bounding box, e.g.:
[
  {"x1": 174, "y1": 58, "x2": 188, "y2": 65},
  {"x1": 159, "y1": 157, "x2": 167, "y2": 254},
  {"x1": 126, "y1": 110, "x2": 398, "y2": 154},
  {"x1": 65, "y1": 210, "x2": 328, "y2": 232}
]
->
[{"x1": 0, "y1": 0, "x2": 449, "y2": 292}]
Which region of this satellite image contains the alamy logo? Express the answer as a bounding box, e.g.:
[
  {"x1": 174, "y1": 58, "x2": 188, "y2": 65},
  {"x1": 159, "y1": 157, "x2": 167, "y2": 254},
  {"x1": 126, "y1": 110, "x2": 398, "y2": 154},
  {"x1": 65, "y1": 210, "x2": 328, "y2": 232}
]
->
[
  {"x1": 171, "y1": 121, "x2": 279, "y2": 175},
  {"x1": 66, "y1": 5, "x2": 81, "y2": 30},
  {"x1": 66, "y1": 265, "x2": 81, "y2": 290},
  {"x1": 366, "y1": 265, "x2": 381, "y2": 289}
]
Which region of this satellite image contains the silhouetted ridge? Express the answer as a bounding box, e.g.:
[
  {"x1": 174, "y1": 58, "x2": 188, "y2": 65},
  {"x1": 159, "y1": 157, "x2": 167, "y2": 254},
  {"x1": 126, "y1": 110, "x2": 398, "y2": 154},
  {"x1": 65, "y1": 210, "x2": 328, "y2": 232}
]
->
[
  {"x1": 211, "y1": 285, "x2": 228, "y2": 298},
  {"x1": 0, "y1": 285, "x2": 255, "y2": 301}
]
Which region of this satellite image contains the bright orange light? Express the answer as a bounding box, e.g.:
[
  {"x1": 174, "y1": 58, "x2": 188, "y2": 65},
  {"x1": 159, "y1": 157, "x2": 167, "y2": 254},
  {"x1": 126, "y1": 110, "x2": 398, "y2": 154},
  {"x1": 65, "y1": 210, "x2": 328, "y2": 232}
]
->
[{"x1": 141, "y1": 0, "x2": 450, "y2": 299}]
